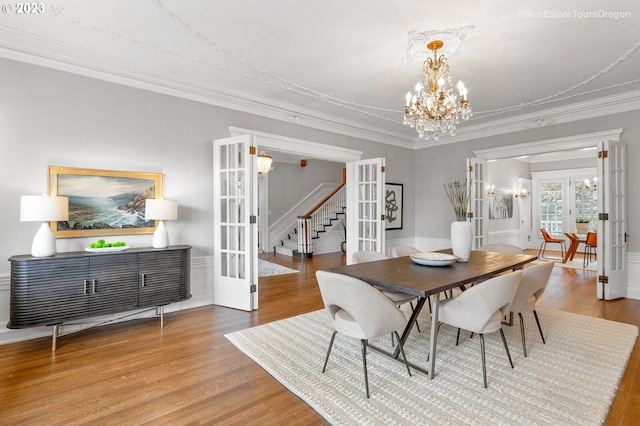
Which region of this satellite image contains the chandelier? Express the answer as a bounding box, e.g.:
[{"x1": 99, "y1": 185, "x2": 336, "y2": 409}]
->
[{"x1": 403, "y1": 40, "x2": 472, "y2": 140}]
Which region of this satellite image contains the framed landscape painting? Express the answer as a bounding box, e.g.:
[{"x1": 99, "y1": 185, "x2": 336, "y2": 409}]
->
[
  {"x1": 384, "y1": 182, "x2": 403, "y2": 230},
  {"x1": 48, "y1": 166, "x2": 163, "y2": 238}
]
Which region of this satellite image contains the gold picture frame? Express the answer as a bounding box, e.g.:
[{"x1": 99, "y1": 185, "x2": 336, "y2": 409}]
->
[{"x1": 48, "y1": 166, "x2": 163, "y2": 238}]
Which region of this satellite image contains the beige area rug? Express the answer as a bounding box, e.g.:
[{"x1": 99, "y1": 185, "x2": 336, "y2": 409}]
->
[
  {"x1": 226, "y1": 307, "x2": 637, "y2": 425},
  {"x1": 258, "y1": 258, "x2": 299, "y2": 277}
]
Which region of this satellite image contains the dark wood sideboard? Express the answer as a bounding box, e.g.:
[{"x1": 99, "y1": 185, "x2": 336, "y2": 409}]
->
[{"x1": 8, "y1": 245, "x2": 191, "y2": 350}]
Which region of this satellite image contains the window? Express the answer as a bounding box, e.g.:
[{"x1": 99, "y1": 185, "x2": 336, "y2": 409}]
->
[
  {"x1": 532, "y1": 168, "x2": 597, "y2": 236},
  {"x1": 540, "y1": 181, "x2": 563, "y2": 232}
]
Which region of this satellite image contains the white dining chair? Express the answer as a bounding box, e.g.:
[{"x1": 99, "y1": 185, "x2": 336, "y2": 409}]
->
[
  {"x1": 436, "y1": 270, "x2": 522, "y2": 388},
  {"x1": 391, "y1": 245, "x2": 420, "y2": 258},
  {"x1": 316, "y1": 270, "x2": 412, "y2": 398},
  {"x1": 508, "y1": 261, "x2": 554, "y2": 357},
  {"x1": 353, "y1": 251, "x2": 420, "y2": 332}
]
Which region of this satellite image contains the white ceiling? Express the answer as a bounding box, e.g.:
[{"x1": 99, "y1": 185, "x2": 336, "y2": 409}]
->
[{"x1": 1, "y1": 0, "x2": 639, "y2": 154}]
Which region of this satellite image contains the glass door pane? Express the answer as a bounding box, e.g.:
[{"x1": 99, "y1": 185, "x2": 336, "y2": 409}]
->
[{"x1": 540, "y1": 180, "x2": 563, "y2": 232}]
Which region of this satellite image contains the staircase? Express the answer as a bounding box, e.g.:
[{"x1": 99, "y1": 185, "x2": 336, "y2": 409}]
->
[{"x1": 275, "y1": 170, "x2": 346, "y2": 258}]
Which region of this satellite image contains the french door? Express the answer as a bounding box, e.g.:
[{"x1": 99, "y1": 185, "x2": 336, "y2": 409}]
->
[
  {"x1": 346, "y1": 158, "x2": 385, "y2": 265},
  {"x1": 212, "y1": 135, "x2": 258, "y2": 311},
  {"x1": 597, "y1": 140, "x2": 627, "y2": 300},
  {"x1": 467, "y1": 158, "x2": 488, "y2": 249}
]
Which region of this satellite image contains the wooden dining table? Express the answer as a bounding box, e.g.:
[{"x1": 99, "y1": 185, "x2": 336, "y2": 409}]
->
[
  {"x1": 563, "y1": 233, "x2": 586, "y2": 263},
  {"x1": 326, "y1": 249, "x2": 538, "y2": 379}
]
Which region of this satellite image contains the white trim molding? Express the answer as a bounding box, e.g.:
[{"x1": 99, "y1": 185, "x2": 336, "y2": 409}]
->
[
  {"x1": 473, "y1": 129, "x2": 623, "y2": 161},
  {"x1": 228, "y1": 127, "x2": 363, "y2": 163}
]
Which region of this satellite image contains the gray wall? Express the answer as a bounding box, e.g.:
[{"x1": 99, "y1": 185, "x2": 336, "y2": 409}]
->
[
  {"x1": 0, "y1": 57, "x2": 416, "y2": 281},
  {"x1": 487, "y1": 159, "x2": 531, "y2": 234},
  {"x1": 267, "y1": 159, "x2": 344, "y2": 222},
  {"x1": 414, "y1": 111, "x2": 639, "y2": 254}
]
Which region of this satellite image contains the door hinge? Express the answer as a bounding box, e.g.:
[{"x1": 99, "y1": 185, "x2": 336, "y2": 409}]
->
[
  {"x1": 381, "y1": 214, "x2": 386, "y2": 221},
  {"x1": 598, "y1": 150, "x2": 608, "y2": 159},
  {"x1": 381, "y1": 166, "x2": 385, "y2": 173},
  {"x1": 250, "y1": 284, "x2": 257, "y2": 293},
  {"x1": 249, "y1": 146, "x2": 256, "y2": 155},
  {"x1": 249, "y1": 215, "x2": 257, "y2": 224},
  {"x1": 467, "y1": 165, "x2": 473, "y2": 172},
  {"x1": 598, "y1": 213, "x2": 609, "y2": 220},
  {"x1": 598, "y1": 275, "x2": 608, "y2": 284},
  {"x1": 467, "y1": 212, "x2": 474, "y2": 219}
]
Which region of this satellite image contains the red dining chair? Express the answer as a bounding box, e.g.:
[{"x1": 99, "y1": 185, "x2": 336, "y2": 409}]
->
[
  {"x1": 583, "y1": 232, "x2": 597, "y2": 267},
  {"x1": 538, "y1": 228, "x2": 566, "y2": 261}
]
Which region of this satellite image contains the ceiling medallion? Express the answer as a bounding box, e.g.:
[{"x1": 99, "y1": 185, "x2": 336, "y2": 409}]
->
[
  {"x1": 403, "y1": 40, "x2": 472, "y2": 140},
  {"x1": 406, "y1": 26, "x2": 475, "y2": 60},
  {"x1": 523, "y1": 117, "x2": 557, "y2": 129}
]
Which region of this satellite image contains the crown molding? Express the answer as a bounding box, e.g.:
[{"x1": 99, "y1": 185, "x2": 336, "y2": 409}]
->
[
  {"x1": 420, "y1": 90, "x2": 640, "y2": 148},
  {"x1": 1, "y1": 26, "x2": 639, "y2": 151},
  {"x1": 0, "y1": 27, "x2": 415, "y2": 149}
]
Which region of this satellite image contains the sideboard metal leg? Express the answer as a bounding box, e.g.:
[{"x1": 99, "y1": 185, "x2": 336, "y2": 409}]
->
[
  {"x1": 52, "y1": 325, "x2": 59, "y2": 352},
  {"x1": 155, "y1": 306, "x2": 164, "y2": 327}
]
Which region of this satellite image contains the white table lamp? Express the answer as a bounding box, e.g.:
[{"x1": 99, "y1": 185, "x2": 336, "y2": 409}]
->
[
  {"x1": 20, "y1": 195, "x2": 69, "y2": 257},
  {"x1": 145, "y1": 198, "x2": 178, "y2": 248}
]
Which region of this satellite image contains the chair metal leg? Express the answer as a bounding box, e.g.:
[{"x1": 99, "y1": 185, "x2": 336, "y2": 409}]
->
[
  {"x1": 538, "y1": 242, "x2": 545, "y2": 259},
  {"x1": 393, "y1": 331, "x2": 412, "y2": 377},
  {"x1": 533, "y1": 310, "x2": 545, "y2": 344},
  {"x1": 361, "y1": 339, "x2": 370, "y2": 398},
  {"x1": 455, "y1": 328, "x2": 461, "y2": 346},
  {"x1": 479, "y1": 334, "x2": 487, "y2": 388},
  {"x1": 322, "y1": 331, "x2": 337, "y2": 373},
  {"x1": 518, "y1": 312, "x2": 527, "y2": 357},
  {"x1": 500, "y1": 328, "x2": 514, "y2": 369}
]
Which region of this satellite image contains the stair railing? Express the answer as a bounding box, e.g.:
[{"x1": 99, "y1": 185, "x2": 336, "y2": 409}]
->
[{"x1": 297, "y1": 169, "x2": 346, "y2": 255}]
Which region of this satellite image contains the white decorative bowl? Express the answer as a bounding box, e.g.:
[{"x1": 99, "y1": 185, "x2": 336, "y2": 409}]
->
[
  {"x1": 85, "y1": 245, "x2": 129, "y2": 253},
  {"x1": 409, "y1": 252, "x2": 458, "y2": 266}
]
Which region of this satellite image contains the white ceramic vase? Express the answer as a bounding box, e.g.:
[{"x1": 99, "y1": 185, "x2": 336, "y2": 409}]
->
[{"x1": 450, "y1": 220, "x2": 473, "y2": 262}]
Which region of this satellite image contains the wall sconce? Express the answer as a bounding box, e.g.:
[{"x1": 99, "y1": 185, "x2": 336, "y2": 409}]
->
[
  {"x1": 515, "y1": 189, "x2": 529, "y2": 199},
  {"x1": 584, "y1": 177, "x2": 598, "y2": 191},
  {"x1": 145, "y1": 198, "x2": 178, "y2": 249},
  {"x1": 487, "y1": 185, "x2": 495, "y2": 197},
  {"x1": 257, "y1": 152, "x2": 273, "y2": 175},
  {"x1": 20, "y1": 194, "x2": 69, "y2": 257}
]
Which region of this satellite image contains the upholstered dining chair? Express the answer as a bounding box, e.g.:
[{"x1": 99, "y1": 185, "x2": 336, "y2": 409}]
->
[
  {"x1": 391, "y1": 245, "x2": 420, "y2": 258},
  {"x1": 508, "y1": 261, "x2": 554, "y2": 357},
  {"x1": 538, "y1": 228, "x2": 566, "y2": 261},
  {"x1": 316, "y1": 270, "x2": 412, "y2": 398},
  {"x1": 353, "y1": 251, "x2": 420, "y2": 332},
  {"x1": 583, "y1": 232, "x2": 597, "y2": 268},
  {"x1": 435, "y1": 270, "x2": 522, "y2": 388}
]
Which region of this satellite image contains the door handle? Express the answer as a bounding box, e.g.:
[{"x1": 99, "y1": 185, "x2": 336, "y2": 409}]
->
[
  {"x1": 83, "y1": 280, "x2": 89, "y2": 295},
  {"x1": 140, "y1": 273, "x2": 145, "y2": 287},
  {"x1": 92, "y1": 279, "x2": 97, "y2": 293}
]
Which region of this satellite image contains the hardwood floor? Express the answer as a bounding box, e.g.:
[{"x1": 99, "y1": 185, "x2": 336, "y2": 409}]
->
[{"x1": 0, "y1": 251, "x2": 638, "y2": 425}]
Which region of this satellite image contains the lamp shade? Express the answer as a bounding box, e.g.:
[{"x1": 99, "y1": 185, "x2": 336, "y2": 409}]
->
[
  {"x1": 20, "y1": 195, "x2": 69, "y2": 222},
  {"x1": 257, "y1": 153, "x2": 273, "y2": 174},
  {"x1": 145, "y1": 199, "x2": 178, "y2": 221}
]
